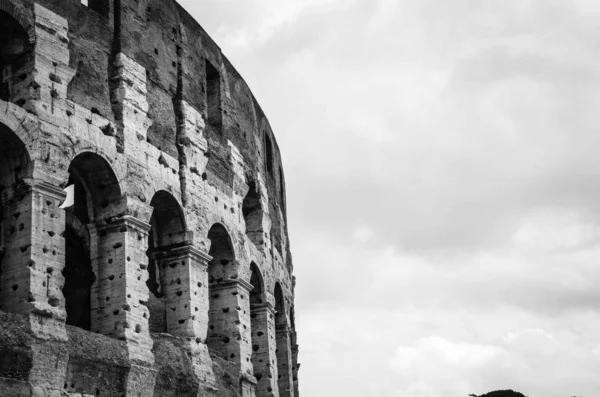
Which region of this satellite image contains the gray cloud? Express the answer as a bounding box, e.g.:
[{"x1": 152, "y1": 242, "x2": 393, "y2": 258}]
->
[{"x1": 180, "y1": 0, "x2": 600, "y2": 395}]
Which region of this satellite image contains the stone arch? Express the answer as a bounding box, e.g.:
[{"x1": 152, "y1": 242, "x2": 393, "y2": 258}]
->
[
  {"x1": 0, "y1": 121, "x2": 31, "y2": 310},
  {"x1": 206, "y1": 223, "x2": 240, "y2": 360},
  {"x1": 0, "y1": 4, "x2": 35, "y2": 104},
  {"x1": 249, "y1": 261, "x2": 271, "y2": 394},
  {"x1": 67, "y1": 151, "x2": 124, "y2": 222},
  {"x1": 145, "y1": 190, "x2": 189, "y2": 333},
  {"x1": 207, "y1": 223, "x2": 235, "y2": 271},
  {"x1": 249, "y1": 262, "x2": 264, "y2": 305},
  {"x1": 0, "y1": 0, "x2": 35, "y2": 44},
  {"x1": 63, "y1": 152, "x2": 123, "y2": 331}
]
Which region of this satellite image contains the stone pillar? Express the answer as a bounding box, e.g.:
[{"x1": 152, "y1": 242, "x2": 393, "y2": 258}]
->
[
  {"x1": 112, "y1": 52, "x2": 152, "y2": 155},
  {"x1": 153, "y1": 244, "x2": 215, "y2": 386},
  {"x1": 208, "y1": 278, "x2": 257, "y2": 393},
  {"x1": 251, "y1": 303, "x2": 279, "y2": 397},
  {"x1": 89, "y1": 216, "x2": 153, "y2": 363},
  {"x1": 0, "y1": 180, "x2": 69, "y2": 395},
  {"x1": 0, "y1": 181, "x2": 67, "y2": 333},
  {"x1": 276, "y1": 326, "x2": 294, "y2": 397},
  {"x1": 291, "y1": 331, "x2": 300, "y2": 397}
]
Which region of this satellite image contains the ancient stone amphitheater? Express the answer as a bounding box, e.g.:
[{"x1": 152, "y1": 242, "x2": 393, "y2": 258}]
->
[{"x1": 0, "y1": 0, "x2": 299, "y2": 396}]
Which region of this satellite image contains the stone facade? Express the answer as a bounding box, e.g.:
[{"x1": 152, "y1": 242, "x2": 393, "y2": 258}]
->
[{"x1": 0, "y1": 0, "x2": 299, "y2": 396}]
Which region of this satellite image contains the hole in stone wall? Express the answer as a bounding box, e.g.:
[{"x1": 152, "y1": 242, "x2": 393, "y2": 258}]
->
[
  {"x1": 242, "y1": 181, "x2": 264, "y2": 249},
  {"x1": 205, "y1": 60, "x2": 222, "y2": 133},
  {"x1": 0, "y1": 10, "x2": 33, "y2": 104}
]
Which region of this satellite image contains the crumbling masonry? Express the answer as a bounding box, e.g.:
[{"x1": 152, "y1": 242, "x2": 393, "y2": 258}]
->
[{"x1": 0, "y1": 0, "x2": 300, "y2": 396}]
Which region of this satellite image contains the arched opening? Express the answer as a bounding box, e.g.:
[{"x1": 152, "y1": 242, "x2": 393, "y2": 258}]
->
[
  {"x1": 274, "y1": 281, "x2": 293, "y2": 396},
  {"x1": 249, "y1": 262, "x2": 264, "y2": 305},
  {"x1": 274, "y1": 283, "x2": 285, "y2": 327},
  {"x1": 243, "y1": 181, "x2": 264, "y2": 249},
  {"x1": 0, "y1": 10, "x2": 33, "y2": 103},
  {"x1": 63, "y1": 153, "x2": 122, "y2": 330},
  {"x1": 206, "y1": 223, "x2": 236, "y2": 356},
  {"x1": 249, "y1": 262, "x2": 269, "y2": 389},
  {"x1": 0, "y1": 122, "x2": 31, "y2": 310},
  {"x1": 146, "y1": 190, "x2": 187, "y2": 333}
]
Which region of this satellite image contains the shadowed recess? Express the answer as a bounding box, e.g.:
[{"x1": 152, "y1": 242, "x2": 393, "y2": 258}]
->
[{"x1": 0, "y1": 9, "x2": 33, "y2": 103}]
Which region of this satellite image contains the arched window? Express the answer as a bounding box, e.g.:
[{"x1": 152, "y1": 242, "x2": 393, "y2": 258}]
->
[
  {"x1": 63, "y1": 152, "x2": 123, "y2": 331},
  {"x1": 242, "y1": 181, "x2": 264, "y2": 249},
  {"x1": 274, "y1": 283, "x2": 285, "y2": 327},
  {"x1": 0, "y1": 9, "x2": 33, "y2": 103},
  {"x1": 206, "y1": 223, "x2": 236, "y2": 357},
  {"x1": 145, "y1": 191, "x2": 187, "y2": 333},
  {"x1": 274, "y1": 281, "x2": 294, "y2": 396},
  {"x1": 0, "y1": 122, "x2": 30, "y2": 310},
  {"x1": 249, "y1": 262, "x2": 264, "y2": 305}
]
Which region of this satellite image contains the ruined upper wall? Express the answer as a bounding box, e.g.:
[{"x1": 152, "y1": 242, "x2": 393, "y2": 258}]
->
[
  {"x1": 29, "y1": 0, "x2": 290, "y2": 263},
  {"x1": 18, "y1": 0, "x2": 287, "y2": 227}
]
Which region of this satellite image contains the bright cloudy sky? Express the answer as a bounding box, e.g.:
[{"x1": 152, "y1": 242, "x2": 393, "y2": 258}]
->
[{"x1": 179, "y1": 1, "x2": 600, "y2": 396}]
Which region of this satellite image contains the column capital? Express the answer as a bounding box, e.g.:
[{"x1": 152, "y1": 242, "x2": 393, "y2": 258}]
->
[
  {"x1": 93, "y1": 215, "x2": 151, "y2": 233},
  {"x1": 251, "y1": 302, "x2": 276, "y2": 315},
  {"x1": 210, "y1": 278, "x2": 254, "y2": 293},
  {"x1": 2, "y1": 179, "x2": 66, "y2": 205},
  {"x1": 153, "y1": 244, "x2": 212, "y2": 263},
  {"x1": 30, "y1": 180, "x2": 67, "y2": 199}
]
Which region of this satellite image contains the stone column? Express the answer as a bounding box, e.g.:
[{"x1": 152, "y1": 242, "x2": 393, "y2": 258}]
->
[
  {"x1": 251, "y1": 303, "x2": 279, "y2": 397},
  {"x1": 0, "y1": 181, "x2": 67, "y2": 334},
  {"x1": 276, "y1": 326, "x2": 294, "y2": 397},
  {"x1": 291, "y1": 331, "x2": 300, "y2": 397},
  {"x1": 208, "y1": 278, "x2": 257, "y2": 393},
  {"x1": 0, "y1": 180, "x2": 69, "y2": 396},
  {"x1": 153, "y1": 244, "x2": 215, "y2": 386},
  {"x1": 89, "y1": 216, "x2": 153, "y2": 362}
]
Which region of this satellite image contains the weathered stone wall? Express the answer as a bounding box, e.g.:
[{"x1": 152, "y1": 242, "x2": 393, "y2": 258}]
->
[{"x1": 0, "y1": 0, "x2": 299, "y2": 396}]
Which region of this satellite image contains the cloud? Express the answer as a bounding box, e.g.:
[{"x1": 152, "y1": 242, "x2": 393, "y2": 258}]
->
[{"x1": 178, "y1": 0, "x2": 600, "y2": 396}]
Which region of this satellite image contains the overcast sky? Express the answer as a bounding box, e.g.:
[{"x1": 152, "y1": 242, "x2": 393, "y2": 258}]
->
[{"x1": 179, "y1": 1, "x2": 600, "y2": 396}]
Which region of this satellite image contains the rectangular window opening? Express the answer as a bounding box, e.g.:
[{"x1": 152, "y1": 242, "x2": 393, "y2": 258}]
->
[
  {"x1": 206, "y1": 61, "x2": 222, "y2": 132},
  {"x1": 264, "y1": 133, "x2": 274, "y2": 176}
]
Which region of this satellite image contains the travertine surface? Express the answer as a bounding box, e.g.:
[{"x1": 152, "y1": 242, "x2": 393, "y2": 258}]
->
[{"x1": 0, "y1": 1, "x2": 299, "y2": 396}]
